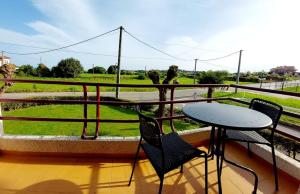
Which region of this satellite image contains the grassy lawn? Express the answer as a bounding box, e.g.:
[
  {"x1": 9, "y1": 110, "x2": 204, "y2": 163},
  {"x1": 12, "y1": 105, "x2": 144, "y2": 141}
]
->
[
  {"x1": 282, "y1": 86, "x2": 300, "y2": 93},
  {"x1": 5, "y1": 74, "x2": 193, "y2": 92},
  {"x1": 3, "y1": 74, "x2": 254, "y2": 93},
  {"x1": 2, "y1": 104, "x2": 199, "y2": 136},
  {"x1": 212, "y1": 91, "x2": 300, "y2": 125}
]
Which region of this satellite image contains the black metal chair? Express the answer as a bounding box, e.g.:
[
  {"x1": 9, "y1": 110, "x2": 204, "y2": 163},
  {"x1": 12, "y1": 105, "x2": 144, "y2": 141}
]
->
[
  {"x1": 221, "y1": 98, "x2": 283, "y2": 191},
  {"x1": 128, "y1": 111, "x2": 208, "y2": 194}
]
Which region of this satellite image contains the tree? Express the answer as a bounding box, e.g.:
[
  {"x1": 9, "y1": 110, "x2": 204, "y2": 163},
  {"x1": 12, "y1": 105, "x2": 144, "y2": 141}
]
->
[
  {"x1": 198, "y1": 70, "x2": 228, "y2": 99},
  {"x1": 87, "y1": 66, "x2": 106, "y2": 74},
  {"x1": 0, "y1": 64, "x2": 16, "y2": 94},
  {"x1": 253, "y1": 71, "x2": 268, "y2": 79},
  {"x1": 107, "y1": 65, "x2": 117, "y2": 74},
  {"x1": 36, "y1": 63, "x2": 51, "y2": 77},
  {"x1": 148, "y1": 65, "x2": 179, "y2": 116},
  {"x1": 136, "y1": 73, "x2": 146, "y2": 80},
  {"x1": 52, "y1": 58, "x2": 84, "y2": 78},
  {"x1": 17, "y1": 64, "x2": 36, "y2": 76},
  {"x1": 121, "y1": 70, "x2": 134, "y2": 75},
  {"x1": 270, "y1": 66, "x2": 297, "y2": 75}
]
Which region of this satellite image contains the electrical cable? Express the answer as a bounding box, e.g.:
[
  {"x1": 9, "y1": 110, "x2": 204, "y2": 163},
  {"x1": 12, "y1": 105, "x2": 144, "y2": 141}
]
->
[
  {"x1": 4, "y1": 27, "x2": 119, "y2": 55},
  {"x1": 0, "y1": 27, "x2": 240, "y2": 64},
  {"x1": 0, "y1": 41, "x2": 179, "y2": 61},
  {"x1": 197, "y1": 51, "x2": 240, "y2": 62},
  {"x1": 123, "y1": 29, "x2": 192, "y2": 62}
]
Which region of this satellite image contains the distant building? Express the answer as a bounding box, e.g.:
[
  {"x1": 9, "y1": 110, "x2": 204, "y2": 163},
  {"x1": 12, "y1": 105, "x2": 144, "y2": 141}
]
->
[{"x1": 0, "y1": 56, "x2": 10, "y2": 65}]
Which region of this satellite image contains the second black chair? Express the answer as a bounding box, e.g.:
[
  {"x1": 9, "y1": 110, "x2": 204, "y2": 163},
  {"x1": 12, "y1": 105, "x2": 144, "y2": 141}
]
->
[
  {"x1": 128, "y1": 111, "x2": 208, "y2": 194},
  {"x1": 221, "y1": 98, "x2": 283, "y2": 191}
]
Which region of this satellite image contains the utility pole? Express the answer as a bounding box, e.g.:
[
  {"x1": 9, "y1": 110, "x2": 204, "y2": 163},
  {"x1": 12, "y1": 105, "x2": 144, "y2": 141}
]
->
[
  {"x1": 193, "y1": 59, "x2": 198, "y2": 84},
  {"x1": 116, "y1": 26, "x2": 123, "y2": 98},
  {"x1": 92, "y1": 64, "x2": 95, "y2": 75},
  {"x1": 39, "y1": 57, "x2": 42, "y2": 64},
  {"x1": 1, "y1": 51, "x2": 4, "y2": 66},
  {"x1": 235, "y1": 50, "x2": 243, "y2": 93}
]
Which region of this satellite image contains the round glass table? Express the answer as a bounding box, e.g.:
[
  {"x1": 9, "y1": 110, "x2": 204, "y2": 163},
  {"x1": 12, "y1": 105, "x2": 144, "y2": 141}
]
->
[{"x1": 182, "y1": 102, "x2": 272, "y2": 194}]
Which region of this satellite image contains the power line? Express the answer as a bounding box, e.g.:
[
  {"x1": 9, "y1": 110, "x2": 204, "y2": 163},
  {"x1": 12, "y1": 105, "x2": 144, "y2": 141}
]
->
[
  {"x1": 0, "y1": 40, "x2": 180, "y2": 61},
  {"x1": 0, "y1": 27, "x2": 240, "y2": 64},
  {"x1": 162, "y1": 43, "x2": 225, "y2": 52},
  {"x1": 124, "y1": 29, "x2": 239, "y2": 62},
  {"x1": 198, "y1": 61, "x2": 237, "y2": 70},
  {"x1": 4, "y1": 27, "x2": 120, "y2": 55},
  {"x1": 123, "y1": 29, "x2": 192, "y2": 62},
  {"x1": 197, "y1": 51, "x2": 240, "y2": 62}
]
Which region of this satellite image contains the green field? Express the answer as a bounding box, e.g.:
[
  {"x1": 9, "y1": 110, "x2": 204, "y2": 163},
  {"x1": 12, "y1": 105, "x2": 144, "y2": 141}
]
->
[
  {"x1": 5, "y1": 74, "x2": 189, "y2": 92},
  {"x1": 282, "y1": 86, "x2": 300, "y2": 93},
  {"x1": 2, "y1": 104, "x2": 199, "y2": 136},
  {"x1": 3, "y1": 74, "x2": 252, "y2": 93},
  {"x1": 212, "y1": 91, "x2": 300, "y2": 125}
]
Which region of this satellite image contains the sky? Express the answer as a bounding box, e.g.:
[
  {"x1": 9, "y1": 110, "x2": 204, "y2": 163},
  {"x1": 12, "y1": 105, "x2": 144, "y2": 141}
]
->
[{"x1": 0, "y1": 0, "x2": 299, "y2": 72}]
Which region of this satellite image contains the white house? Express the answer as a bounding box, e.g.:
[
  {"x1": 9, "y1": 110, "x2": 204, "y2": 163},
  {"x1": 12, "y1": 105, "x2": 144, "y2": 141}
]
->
[{"x1": 0, "y1": 56, "x2": 10, "y2": 65}]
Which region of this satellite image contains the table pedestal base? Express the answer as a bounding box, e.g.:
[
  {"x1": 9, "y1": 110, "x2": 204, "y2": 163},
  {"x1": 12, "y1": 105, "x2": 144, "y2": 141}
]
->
[{"x1": 211, "y1": 127, "x2": 259, "y2": 194}]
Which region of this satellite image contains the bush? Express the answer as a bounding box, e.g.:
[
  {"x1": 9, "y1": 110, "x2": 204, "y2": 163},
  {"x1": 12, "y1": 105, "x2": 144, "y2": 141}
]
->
[
  {"x1": 121, "y1": 70, "x2": 135, "y2": 75},
  {"x1": 52, "y1": 58, "x2": 83, "y2": 78},
  {"x1": 17, "y1": 64, "x2": 37, "y2": 76},
  {"x1": 107, "y1": 65, "x2": 117, "y2": 74},
  {"x1": 136, "y1": 73, "x2": 146, "y2": 80},
  {"x1": 36, "y1": 63, "x2": 51, "y2": 77},
  {"x1": 87, "y1": 66, "x2": 106, "y2": 74},
  {"x1": 197, "y1": 70, "x2": 228, "y2": 84}
]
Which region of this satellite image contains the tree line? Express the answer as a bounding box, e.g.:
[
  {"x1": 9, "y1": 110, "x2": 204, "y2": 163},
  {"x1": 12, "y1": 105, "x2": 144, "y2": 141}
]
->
[
  {"x1": 16, "y1": 58, "x2": 136, "y2": 78},
  {"x1": 15, "y1": 57, "x2": 298, "y2": 81}
]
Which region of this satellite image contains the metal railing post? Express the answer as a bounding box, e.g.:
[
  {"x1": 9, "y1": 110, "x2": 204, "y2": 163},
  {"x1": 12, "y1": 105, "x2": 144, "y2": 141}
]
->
[
  {"x1": 158, "y1": 88, "x2": 164, "y2": 133},
  {"x1": 95, "y1": 85, "x2": 100, "y2": 138},
  {"x1": 0, "y1": 104, "x2": 3, "y2": 136},
  {"x1": 81, "y1": 85, "x2": 88, "y2": 139},
  {"x1": 169, "y1": 87, "x2": 175, "y2": 132}
]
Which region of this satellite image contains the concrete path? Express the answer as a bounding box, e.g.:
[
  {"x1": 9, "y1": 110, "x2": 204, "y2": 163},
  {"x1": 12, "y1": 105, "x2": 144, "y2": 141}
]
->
[
  {"x1": 0, "y1": 88, "x2": 209, "y2": 101},
  {"x1": 1, "y1": 86, "x2": 299, "y2": 100}
]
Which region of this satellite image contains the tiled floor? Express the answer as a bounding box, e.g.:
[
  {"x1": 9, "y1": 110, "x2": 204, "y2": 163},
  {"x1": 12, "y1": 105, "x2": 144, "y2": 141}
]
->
[{"x1": 0, "y1": 143, "x2": 298, "y2": 194}]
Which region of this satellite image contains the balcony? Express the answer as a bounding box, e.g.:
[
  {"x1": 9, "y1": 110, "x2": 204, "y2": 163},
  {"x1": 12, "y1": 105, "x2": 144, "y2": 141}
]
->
[
  {"x1": 0, "y1": 79, "x2": 299, "y2": 194},
  {"x1": 0, "y1": 143, "x2": 298, "y2": 194}
]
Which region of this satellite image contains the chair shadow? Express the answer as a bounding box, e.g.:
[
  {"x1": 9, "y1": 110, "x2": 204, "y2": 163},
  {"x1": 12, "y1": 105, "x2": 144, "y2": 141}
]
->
[
  {"x1": 131, "y1": 160, "x2": 211, "y2": 194},
  {"x1": 14, "y1": 179, "x2": 83, "y2": 194}
]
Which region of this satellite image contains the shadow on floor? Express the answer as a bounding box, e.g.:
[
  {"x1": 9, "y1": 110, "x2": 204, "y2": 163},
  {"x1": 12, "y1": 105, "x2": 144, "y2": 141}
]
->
[{"x1": 15, "y1": 179, "x2": 83, "y2": 194}]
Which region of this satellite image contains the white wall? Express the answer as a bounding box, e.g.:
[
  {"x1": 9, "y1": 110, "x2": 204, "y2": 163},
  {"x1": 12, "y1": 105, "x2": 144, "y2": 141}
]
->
[{"x1": 0, "y1": 59, "x2": 10, "y2": 65}]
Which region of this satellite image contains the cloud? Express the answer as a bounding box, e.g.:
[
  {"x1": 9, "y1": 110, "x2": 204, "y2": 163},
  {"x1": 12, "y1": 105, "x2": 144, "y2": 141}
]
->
[
  {"x1": 26, "y1": 21, "x2": 74, "y2": 45},
  {"x1": 32, "y1": 0, "x2": 103, "y2": 37},
  {"x1": 0, "y1": 0, "x2": 299, "y2": 72},
  {"x1": 163, "y1": 0, "x2": 300, "y2": 72}
]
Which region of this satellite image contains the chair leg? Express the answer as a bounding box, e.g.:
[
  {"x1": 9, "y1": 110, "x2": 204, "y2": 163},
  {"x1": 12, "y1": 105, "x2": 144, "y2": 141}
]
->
[
  {"x1": 247, "y1": 142, "x2": 252, "y2": 157},
  {"x1": 220, "y1": 138, "x2": 226, "y2": 176},
  {"x1": 158, "y1": 175, "x2": 164, "y2": 194},
  {"x1": 271, "y1": 144, "x2": 279, "y2": 191},
  {"x1": 180, "y1": 164, "x2": 183, "y2": 173},
  {"x1": 128, "y1": 138, "x2": 142, "y2": 186},
  {"x1": 208, "y1": 126, "x2": 215, "y2": 159},
  {"x1": 204, "y1": 153, "x2": 208, "y2": 194}
]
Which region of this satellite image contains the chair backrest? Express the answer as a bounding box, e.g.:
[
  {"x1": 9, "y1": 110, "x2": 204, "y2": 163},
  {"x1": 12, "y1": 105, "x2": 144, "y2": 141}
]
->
[
  {"x1": 249, "y1": 98, "x2": 283, "y2": 130},
  {"x1": 137, "y1": 111, "x2": 163, "y2": 149}
]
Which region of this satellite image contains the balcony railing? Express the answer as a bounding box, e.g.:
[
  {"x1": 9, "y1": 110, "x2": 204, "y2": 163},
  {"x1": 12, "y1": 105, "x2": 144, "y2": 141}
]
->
[{"x1": 0, "y1": 78, "x2": 299, "y2": 145}]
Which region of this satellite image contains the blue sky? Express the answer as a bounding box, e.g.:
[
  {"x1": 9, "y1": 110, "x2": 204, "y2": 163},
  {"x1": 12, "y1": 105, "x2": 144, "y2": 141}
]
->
[{"x1": 0, "y1": 0, "x2": 299, "y2": 72}]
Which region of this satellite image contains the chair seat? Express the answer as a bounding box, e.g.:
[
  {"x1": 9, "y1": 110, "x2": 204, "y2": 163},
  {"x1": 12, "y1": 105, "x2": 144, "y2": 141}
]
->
[
  {"x1": 142, "y1": 132, "x2": 204, "y2": 175},
  {"x1": 226, "y1": 130, "x2": 270, "y2": 144}
]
